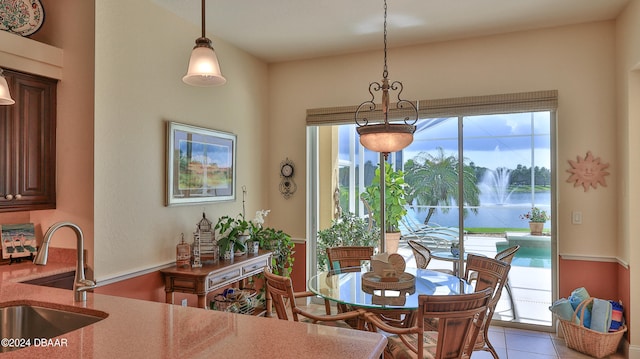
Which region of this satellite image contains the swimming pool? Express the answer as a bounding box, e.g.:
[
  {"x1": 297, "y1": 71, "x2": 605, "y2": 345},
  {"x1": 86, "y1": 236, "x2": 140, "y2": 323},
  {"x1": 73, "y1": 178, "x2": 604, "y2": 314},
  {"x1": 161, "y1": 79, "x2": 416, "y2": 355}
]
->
[{"x1": 496, "y1": 244, "x2": 551, "y2": 268}]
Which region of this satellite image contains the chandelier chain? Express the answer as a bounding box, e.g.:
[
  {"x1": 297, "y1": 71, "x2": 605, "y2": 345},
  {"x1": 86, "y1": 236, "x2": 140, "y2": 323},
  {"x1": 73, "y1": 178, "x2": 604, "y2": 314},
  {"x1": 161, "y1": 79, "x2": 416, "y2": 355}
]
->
[
  {"x1": 201, "y1": 0, "x2": 206, "y2": 38},
  {"x1": 383, "y1": 0, "x2": 388, "y2": 79}
]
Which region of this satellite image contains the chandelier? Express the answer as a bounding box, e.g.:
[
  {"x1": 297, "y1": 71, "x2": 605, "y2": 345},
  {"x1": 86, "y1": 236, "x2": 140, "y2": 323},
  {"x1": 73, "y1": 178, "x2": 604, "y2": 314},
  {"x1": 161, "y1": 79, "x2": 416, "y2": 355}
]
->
[
  {"x1": 354, "y1": 0, "x2": 417, "y2": 158},
  {"x1": 183, "y1": 0, "x2": 226, "y2": 87}
]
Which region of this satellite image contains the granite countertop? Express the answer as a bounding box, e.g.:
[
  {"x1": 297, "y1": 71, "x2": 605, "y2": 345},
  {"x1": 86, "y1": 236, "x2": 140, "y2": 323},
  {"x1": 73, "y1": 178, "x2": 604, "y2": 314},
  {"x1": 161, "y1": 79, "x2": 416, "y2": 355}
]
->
[{"x1": 0, "y1": 258, "x2": 386, "y2": 358}]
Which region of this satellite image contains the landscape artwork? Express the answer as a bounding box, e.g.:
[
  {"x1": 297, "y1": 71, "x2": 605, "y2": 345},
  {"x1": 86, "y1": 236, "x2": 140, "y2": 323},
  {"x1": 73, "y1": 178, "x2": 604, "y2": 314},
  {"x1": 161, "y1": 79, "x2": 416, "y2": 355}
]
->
[{"x1": 166, "y1": 122, "x2": 236, "y2": 205}]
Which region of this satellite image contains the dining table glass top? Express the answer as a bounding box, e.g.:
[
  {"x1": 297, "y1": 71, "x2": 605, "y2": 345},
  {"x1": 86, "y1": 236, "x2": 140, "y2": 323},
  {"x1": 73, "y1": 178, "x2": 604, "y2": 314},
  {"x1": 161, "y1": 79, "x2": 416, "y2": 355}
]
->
[{"x1": 308, "y1": 267, "x2": 473, "y2": 310}]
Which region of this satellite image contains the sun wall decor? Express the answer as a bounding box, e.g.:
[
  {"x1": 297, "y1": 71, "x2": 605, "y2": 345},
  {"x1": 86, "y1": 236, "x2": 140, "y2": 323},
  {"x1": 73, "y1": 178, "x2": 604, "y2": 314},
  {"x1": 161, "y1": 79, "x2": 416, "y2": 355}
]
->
[{"x1": 566, "y1": 151, "x2": 610, "y2": 192}]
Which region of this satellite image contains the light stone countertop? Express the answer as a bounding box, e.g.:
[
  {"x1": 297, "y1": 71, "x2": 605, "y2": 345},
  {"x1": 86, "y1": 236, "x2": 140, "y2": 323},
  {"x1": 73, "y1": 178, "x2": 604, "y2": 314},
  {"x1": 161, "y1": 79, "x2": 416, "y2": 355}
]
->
[{"x1": 0, "y1": 259, "x2": 387, "y2": 358}]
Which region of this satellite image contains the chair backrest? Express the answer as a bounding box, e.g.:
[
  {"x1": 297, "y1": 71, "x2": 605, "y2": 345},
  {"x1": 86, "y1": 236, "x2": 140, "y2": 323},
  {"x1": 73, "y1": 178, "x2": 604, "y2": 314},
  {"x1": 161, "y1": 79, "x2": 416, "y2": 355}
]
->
[
  {"x1": 326, "y1": 246, "x2": 374, "y2": 273},
  {"x1": 263, "y1": 266, "x2": 300, "y2": 322},
  {"x1": 407, "y1": 240, "x2": 432, "y2": 269},
  {"x1": 495, "y1": 245, "x2": 520, "y2": 265},
  {"x1": 464, "y1": 254, "x2": 510, "y2": 301},
  {"x1": 417, "y1": 288, "x2": 493, "y2": 359}
]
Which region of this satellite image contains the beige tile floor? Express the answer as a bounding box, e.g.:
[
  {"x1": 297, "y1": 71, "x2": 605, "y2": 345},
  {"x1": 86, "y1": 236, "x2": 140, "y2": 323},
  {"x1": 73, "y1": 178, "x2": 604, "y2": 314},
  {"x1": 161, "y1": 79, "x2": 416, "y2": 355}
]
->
[
  {"x1": 299, "y1": 302, "x2": 625, "y2": 358},
  {"x1": 471, "y1": 326, "x2": 625, "y2": 359}
]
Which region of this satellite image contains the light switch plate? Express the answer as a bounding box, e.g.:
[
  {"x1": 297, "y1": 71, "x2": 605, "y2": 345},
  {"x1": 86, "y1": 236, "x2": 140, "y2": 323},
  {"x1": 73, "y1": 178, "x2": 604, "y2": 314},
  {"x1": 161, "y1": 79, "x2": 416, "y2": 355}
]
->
[
  {"x1": 572, "y1": 211, "x2": 582, "y2": 225},
  {"x1": 181, "y1": 299, "x2": 188, "y2": 307}
]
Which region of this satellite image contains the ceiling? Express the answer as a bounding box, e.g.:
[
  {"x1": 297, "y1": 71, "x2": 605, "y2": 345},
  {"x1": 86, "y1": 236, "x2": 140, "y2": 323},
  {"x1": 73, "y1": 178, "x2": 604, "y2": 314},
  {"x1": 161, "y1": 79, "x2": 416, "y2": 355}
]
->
[{"x1": 154, "y1": 0, "x2": 629, "y2": 63}]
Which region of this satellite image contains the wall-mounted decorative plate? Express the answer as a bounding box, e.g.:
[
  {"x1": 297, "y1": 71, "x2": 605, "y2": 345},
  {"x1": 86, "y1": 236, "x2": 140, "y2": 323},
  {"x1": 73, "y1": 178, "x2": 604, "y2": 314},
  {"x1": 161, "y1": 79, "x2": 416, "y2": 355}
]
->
[{"x1": 0, "y1": 0, "x2": 45, "y2": 36}]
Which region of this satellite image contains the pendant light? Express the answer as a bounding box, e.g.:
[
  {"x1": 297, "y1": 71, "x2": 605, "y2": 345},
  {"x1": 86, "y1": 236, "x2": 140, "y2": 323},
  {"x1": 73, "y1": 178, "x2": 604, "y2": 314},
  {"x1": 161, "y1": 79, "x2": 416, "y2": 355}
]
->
[
  {"x1": 354, "y1": 0, "x2": 417, "y2": 159},
  {"x1": 183, "y1": 0, "x2": 226, "y2": 87},
  {"x1": 0, "y1": 69, "x2": 15, "y2": 105}
]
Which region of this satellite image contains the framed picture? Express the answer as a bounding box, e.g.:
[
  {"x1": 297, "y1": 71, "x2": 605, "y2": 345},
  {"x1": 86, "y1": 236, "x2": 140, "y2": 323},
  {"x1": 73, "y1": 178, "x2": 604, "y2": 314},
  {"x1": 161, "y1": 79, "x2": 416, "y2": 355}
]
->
[
  {"x1": 1, "y1": 223, "x2": 37, "y2": 260},
  {"x1": 166, "y1": 122, "x2": 236, "y2": 206}
]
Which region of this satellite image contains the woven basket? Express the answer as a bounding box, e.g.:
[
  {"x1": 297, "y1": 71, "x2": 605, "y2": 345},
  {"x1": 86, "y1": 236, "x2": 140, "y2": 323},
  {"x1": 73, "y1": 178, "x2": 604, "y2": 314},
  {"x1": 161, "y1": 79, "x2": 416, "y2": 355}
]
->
[
  {"x1": 211, "y1": 288, "x2": 257, "y2": 315},
  {"x1": 559, "y1": 298, "x2": 627, "y2": 358}
]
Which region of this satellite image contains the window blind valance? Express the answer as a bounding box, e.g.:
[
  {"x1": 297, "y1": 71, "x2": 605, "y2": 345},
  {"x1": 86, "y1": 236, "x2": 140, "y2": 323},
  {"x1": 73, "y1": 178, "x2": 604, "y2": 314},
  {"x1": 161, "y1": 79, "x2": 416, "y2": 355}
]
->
[{"x1": 306, "y1": 90, "x2": 557, "y2": 126}]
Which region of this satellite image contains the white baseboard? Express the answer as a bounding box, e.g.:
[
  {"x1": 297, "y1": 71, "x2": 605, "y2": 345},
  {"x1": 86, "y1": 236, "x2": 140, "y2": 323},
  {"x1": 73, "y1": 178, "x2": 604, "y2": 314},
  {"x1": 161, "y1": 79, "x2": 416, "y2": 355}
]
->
[{"x1": 629, "y1": 343, "x2": 640, "y2": 359}]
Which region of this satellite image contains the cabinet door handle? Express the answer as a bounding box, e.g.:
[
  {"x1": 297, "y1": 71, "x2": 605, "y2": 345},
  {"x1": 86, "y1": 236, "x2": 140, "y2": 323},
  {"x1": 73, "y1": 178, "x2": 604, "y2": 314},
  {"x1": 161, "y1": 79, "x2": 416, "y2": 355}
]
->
[
  {"x1": 5, "y1": 194, "x2": 13, "y2": 200},
  {"x1": 14, "y1": 194, "x2": 21, "y2": 199}
]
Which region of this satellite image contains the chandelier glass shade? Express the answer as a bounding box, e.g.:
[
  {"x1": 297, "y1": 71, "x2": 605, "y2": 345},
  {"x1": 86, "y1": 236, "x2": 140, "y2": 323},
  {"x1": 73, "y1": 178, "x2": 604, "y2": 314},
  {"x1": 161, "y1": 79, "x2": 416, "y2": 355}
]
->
[
  {"x1": 183, "y1": 0, "x2": 226, "y2": 87},
  {"x1": 0, "y1": 69, "x2": 15, "y2": 105}
]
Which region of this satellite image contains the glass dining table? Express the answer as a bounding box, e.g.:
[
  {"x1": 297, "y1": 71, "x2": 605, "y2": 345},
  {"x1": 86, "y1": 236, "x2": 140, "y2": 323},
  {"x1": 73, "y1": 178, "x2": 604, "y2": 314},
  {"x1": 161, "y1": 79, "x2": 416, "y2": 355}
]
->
[{"x1": 308, "y1": 267, "x2": 473, "y2": 312}]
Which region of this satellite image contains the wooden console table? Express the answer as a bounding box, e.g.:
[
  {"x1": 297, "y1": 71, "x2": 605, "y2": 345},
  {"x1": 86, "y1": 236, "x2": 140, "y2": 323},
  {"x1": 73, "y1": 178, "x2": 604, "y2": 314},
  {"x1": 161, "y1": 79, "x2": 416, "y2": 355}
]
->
[{"x1": 161, "y1": 250, "x2": 272, "y2": 309}]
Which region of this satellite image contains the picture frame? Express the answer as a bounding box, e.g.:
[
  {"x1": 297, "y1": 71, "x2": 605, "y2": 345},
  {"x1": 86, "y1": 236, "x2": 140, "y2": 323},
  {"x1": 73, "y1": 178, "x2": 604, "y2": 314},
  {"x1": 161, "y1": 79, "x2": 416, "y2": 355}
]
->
[
  {"x1": 1, "y1": 223, "x2": 37, "y2": 260},
  {"x1": 166, "y1": 122, "x2": 236, "y2": 206}
]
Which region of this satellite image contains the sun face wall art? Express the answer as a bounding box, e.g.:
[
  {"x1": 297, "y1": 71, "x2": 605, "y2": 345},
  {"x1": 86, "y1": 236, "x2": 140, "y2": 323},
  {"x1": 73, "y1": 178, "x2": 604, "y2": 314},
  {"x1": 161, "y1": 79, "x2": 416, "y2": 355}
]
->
[{"x1": 566, "y1": 151, "x2": 610, "y2": 192}]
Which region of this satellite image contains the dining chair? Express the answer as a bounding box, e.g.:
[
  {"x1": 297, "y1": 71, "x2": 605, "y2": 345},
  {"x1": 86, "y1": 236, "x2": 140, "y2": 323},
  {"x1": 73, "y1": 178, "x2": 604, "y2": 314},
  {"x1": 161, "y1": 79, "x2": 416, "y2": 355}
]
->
[
  {"x1": 325, "y1": 246, "x2": 415, "y2": 328},
  {"x1": 325, "y1": 246, "x2": 375, "y2": 319},
  {"x1": 494, "y1": 245, "x2": 520, "y2": 320},
  {"x1": 407, "y1": 240, "x2": 455, "y2": 275},
  {"x1": 263, "y1": 266, "x2": 362, "y2": 329},
  {"x1": 463, "y1": 254, "x2": 512, "y2": 359},
  {"x1": 326, "y1": 246, "x2": 375, "y2": 273},
  {"x1": 362, "y1": 287, "x2": 493, "y2": 359}
]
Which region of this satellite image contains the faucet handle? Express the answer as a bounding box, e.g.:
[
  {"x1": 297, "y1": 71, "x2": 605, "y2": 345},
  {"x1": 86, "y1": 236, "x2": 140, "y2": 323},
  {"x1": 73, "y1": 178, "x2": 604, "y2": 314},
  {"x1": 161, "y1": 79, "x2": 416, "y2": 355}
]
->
[{"x1": 77, "y1": 278, "x2": 96, "y2": 288}]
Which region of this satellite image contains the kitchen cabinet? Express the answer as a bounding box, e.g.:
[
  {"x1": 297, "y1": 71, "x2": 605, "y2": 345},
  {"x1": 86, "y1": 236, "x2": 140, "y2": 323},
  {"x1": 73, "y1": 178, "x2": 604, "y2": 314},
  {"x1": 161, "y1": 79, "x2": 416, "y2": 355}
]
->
[{"x1": 0, "y1": 69, "x2": 57, "y2": 212}]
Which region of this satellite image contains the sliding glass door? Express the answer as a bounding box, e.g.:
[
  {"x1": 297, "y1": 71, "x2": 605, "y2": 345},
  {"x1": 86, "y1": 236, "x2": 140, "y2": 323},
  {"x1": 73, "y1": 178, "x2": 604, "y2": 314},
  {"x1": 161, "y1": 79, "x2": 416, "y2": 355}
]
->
[{"x1": 308, "y1": 102, "x2": 556, "y2": 329}]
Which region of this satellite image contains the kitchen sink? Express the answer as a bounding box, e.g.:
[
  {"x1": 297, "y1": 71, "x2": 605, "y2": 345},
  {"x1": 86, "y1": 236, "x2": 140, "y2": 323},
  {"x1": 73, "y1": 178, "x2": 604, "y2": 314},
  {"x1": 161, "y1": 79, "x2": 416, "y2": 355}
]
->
[{"x1": 0, "y1": 304, "x2": 107, "y2": 352}]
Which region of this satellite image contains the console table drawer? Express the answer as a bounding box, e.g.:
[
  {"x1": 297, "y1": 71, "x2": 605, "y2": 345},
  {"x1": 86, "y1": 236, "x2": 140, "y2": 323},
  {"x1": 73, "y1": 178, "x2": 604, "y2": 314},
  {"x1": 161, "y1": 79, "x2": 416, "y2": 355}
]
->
[
  {"x1": 161, "y1": 250, "x2": 272, "y2": 309},
  {"x1": 207, "y1": 268, "x2": 242, "y2": 290},
  {"x1": 243, "y1": 257, "x2": 269, "y2": 275}
]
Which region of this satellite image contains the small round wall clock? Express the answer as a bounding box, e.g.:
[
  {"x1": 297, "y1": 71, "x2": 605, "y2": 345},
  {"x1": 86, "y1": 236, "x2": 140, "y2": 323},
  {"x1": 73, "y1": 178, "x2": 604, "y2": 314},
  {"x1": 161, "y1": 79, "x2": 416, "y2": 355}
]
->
[{"x1": 279, "y1": 158, "x2": 297, "y2": 199}]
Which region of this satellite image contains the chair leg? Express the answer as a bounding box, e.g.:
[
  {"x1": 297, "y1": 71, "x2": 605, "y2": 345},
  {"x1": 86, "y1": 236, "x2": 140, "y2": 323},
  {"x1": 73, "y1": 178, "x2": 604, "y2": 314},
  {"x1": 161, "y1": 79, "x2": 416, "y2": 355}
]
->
[
  {"x1": 505, "y1": 280, "x2": 518, "y2": 320},
  {"x1": 324, "y1": 298, "x2": 332, "y2": 315},
  {"x1": 482, "y1": 330, "x2": 500, "y2": 359}
]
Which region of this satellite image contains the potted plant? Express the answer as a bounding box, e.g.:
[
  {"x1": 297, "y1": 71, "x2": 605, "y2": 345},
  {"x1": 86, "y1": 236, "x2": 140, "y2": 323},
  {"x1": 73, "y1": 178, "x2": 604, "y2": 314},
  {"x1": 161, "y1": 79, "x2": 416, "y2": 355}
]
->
[
  {"x1": 214, "y1": 214, "x2": 249, "y2": 259},
  {"x1": 316, "y1": 211, "x2": 380, "y2": 271},
  {"x1": 257, "y1": 227, "x2": 294, "y2": 277},
  {"x1": 247, "y1": 209, "x2": 271, "y2": 255},
  {"x1": 519, "y1": 207, "x2": 549, "y2": 235},
  {"x1": 360, "y1": 162, "x2": 408, "y2": 253}
]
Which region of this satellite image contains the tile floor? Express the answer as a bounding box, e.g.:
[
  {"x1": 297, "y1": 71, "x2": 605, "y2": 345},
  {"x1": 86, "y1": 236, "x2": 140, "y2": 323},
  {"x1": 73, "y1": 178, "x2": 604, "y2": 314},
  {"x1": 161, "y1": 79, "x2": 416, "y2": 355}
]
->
[
  {"x1": 299, "y1": 302, "x2": 626, "y2": 358},
  {"x1": 471, "y1": 326, "x2": 625, "y2": 359}
]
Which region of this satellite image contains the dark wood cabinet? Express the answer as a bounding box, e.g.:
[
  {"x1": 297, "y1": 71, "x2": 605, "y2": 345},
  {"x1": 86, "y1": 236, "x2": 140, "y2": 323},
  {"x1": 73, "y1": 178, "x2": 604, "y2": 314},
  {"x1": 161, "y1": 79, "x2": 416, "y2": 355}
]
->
[{"x1": 0, "y1": 69, "x2": 57, "y2": 212}]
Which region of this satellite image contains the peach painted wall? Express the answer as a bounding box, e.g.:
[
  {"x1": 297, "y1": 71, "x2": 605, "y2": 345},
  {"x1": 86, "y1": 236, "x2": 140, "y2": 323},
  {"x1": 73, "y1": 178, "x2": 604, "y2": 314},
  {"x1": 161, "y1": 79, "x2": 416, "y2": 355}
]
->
[
  {"x1": 95, "y1": 272, "x2": 166, "y2": 303},
  {"x1": 0, "y1": 0, "x2": 95, "y2": 272},
  {"x1": 290, "y1": 242, "x2": 307, "y2": 292},
  {"x1": 616, "y1": 1, "x2": 640, "y2": 355}
]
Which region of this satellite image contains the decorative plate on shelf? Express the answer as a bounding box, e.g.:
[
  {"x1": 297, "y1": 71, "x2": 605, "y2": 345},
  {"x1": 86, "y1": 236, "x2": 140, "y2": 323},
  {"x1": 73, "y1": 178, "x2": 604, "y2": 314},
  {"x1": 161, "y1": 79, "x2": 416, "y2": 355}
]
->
[{"x1": 0, "y1": 0, "x2": 45, "y2": 36}]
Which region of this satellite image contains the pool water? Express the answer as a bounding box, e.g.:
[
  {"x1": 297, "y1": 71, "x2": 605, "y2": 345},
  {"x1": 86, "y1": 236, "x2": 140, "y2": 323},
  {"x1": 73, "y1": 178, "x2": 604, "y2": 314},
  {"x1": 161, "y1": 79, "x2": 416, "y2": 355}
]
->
[{"x1": 509, "y1": 246, "x2": 551, "y2": 268}]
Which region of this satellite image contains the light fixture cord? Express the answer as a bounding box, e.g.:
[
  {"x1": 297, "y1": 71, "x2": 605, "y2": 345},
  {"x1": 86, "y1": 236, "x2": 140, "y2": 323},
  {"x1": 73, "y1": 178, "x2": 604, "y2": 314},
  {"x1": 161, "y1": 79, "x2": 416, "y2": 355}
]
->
[
  {"x1": 201, "y1": 0, "x2": 206, "y2": 38},
  {"x1": 383, "y1": 0, "x2": 388, "y2": 80}
]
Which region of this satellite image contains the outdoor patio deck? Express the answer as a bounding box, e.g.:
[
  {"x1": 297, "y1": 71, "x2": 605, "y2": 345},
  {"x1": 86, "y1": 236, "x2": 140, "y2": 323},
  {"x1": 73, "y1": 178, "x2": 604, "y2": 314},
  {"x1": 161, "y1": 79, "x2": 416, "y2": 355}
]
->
[{"x1": 398, "y1": 234, "x2": 553, "y2": 327}]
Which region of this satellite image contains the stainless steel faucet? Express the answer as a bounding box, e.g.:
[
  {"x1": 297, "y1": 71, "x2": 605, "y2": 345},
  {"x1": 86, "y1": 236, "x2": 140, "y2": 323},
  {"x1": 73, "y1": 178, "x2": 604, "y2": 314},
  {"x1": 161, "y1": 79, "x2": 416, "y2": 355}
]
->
[{"x1": 33, "y1": 222, "x2": 96, "y2": 302}]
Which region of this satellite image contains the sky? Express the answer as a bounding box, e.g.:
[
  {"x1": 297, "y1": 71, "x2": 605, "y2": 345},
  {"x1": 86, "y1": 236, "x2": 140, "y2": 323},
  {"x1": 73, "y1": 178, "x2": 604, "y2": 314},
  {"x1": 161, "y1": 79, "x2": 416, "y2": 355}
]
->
[{"x1": 339, "y1": 112, "x2": 552, "y2": 170}]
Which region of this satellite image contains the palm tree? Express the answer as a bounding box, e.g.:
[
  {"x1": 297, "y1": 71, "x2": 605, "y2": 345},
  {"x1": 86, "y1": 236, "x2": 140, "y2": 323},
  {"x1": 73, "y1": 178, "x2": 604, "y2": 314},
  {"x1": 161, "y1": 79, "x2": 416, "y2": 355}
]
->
[{"x1": 404, "y1": 147, "x2": 480, "y2": 225}]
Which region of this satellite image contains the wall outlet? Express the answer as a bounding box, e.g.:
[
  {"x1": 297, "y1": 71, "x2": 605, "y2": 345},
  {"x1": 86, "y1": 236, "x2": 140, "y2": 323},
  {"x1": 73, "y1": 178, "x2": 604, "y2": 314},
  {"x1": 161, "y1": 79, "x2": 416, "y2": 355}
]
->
[
  {"x1": 572, "y1": 211, "x2": 582, "y2": 225},
  {"x1": 181, "y1": 299, "x2": 188, "y2": 307}
]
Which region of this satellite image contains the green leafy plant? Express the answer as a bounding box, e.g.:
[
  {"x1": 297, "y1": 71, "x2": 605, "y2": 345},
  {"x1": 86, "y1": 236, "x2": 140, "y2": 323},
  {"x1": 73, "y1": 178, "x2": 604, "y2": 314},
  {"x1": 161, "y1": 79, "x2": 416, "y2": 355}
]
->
[
  {"x1": 316, "y1": 212, "x2": 380, "y2": 271},
  {"x1": 214, "y1": 214, "x2": 250, "y2": 254},
  {"x1": 360, "y1": 162, "x2": 408, "y2": 233},
  {"x1": 519, "y1": 207, "x2": 549, "y2": 223},
  {"x1": 257, "y1": 227, "x2": 294, "y2": 277}
]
